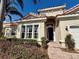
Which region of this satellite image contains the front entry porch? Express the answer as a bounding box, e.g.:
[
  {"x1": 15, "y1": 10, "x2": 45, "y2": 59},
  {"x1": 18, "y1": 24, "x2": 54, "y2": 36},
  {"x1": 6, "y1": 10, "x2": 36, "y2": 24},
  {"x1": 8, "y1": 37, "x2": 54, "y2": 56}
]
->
[{"x1": 45, "y1": 16, "x2": 56, "y2": 42}]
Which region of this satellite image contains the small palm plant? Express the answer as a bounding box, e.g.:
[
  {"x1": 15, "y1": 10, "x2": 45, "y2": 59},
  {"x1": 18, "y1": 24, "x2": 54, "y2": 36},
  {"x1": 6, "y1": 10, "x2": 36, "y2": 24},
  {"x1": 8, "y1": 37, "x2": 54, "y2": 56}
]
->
[{"x1": 65, "y1": 34, "x2": 75, "y2": 50}]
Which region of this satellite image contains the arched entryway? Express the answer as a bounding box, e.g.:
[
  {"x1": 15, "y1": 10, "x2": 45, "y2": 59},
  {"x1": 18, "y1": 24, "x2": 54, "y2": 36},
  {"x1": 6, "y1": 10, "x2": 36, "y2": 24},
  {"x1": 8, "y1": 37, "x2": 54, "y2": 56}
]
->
[{"x1": 46, "y1": 16, "x2": 56, "y2": 41}]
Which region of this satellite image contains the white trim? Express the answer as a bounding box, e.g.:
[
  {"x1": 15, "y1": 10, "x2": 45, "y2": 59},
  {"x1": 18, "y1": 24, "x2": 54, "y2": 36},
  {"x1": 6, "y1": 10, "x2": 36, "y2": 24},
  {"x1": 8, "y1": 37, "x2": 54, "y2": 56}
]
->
[
  {"x1": 24, "y1": 24, "x2": 27, "y2": 39},
  {"x1": 32, "y1": 25, "x2": 34, "y2": 39},
  {"x1": 38, "y1": 5, "x2": 66, "y2": 12},
  {"x1": 53, "y1": 31, "x2": 56, "y2": 42},
  {"x1": 17, "y1": 17, "x2": 47, "y2": 23},
  {"x1": 57, "y1": 14, "x2": 79, "y2": 19}
]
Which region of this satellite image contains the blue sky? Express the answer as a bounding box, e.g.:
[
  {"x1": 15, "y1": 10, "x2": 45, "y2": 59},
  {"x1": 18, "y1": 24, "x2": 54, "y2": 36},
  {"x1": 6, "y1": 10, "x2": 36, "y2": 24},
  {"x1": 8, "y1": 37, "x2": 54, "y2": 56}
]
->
[{"x1": 5, "y1": 0, "x2": 79, "y2": 22}]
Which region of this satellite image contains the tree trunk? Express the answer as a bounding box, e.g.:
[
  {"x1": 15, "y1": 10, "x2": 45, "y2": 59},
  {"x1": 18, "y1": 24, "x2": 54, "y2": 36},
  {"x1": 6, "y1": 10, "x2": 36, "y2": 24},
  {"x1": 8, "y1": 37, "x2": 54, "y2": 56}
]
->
[
  {"x1": 0, "y1": 21, "x2": 3, "y2": 37},
  {"x1": 0, "y1": 0, "x2": 6, "y2": 37}
]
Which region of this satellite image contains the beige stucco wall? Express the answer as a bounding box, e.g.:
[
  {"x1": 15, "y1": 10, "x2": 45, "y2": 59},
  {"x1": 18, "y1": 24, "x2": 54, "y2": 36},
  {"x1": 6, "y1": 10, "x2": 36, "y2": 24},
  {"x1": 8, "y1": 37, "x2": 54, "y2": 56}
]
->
[
  {"x1": 55, "y1": 23, "x2": 61, "y2": 42},
  {"x1": 55, "y1": 15, "x2": 79, "y2": 48},
  {"x1": 16, "y1": 23, "x2": 22, "y2": 38}
]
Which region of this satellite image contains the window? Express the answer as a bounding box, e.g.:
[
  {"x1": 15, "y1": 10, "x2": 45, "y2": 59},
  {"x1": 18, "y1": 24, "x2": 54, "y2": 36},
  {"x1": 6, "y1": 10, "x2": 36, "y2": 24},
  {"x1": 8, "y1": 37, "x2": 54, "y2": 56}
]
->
[
  {"x1": 21, "y1": 24, "x2": 39, "y2": 39},
  {"x1": 11, "y1": 28, "x2": 15, "y2": 35},
  {"x1": 6, "y1": 28, "x2": 10, "y2": 37},
  {"x1": 34, "y1": 25, "x2": 39, "y2": 38},
  {"x1": 26, "y1": 25, "x2": 32, "y2": 38}
]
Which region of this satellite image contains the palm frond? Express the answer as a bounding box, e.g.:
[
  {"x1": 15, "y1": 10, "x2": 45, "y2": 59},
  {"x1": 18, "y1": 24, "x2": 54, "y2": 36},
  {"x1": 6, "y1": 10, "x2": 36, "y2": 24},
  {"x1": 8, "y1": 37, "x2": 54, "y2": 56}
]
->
[
  {"x1": 6, "y1": 0, "x2": 11, "y2": 4},
  {"x1": 33, "y1": 0, "x2": 40, "y2": 4},
  {"x1": 7, "y1": 15, "x2": 12, "y2": 22},
  {"x1": 33, "y1": 0, "x2": 37, "y2": 4},
  {"x1": 7, "y1": 7, "x2": 23, "y2": 17},
  {"x1": 6, "y1": 2, "x2": 18, "y2": 9},
  {"x1": 10, "y1": 11, "x2": 23, "y2": 17},
  {"x1": 7, "y1": 7, "x2": 17, "y2": 12},
  {"x1": 17, "y1": 0, "x2": 24, "y2": 9},
  {"x1": 3, "y1": 15, "x2": 12, "y2": 22}
]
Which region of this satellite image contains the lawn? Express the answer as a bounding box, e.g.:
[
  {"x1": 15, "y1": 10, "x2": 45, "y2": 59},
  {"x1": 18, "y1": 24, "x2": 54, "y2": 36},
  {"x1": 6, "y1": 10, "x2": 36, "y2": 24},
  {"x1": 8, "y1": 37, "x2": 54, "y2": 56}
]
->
[{"x1": 0, "y1": 39, "x2": 49, "y2": 59}]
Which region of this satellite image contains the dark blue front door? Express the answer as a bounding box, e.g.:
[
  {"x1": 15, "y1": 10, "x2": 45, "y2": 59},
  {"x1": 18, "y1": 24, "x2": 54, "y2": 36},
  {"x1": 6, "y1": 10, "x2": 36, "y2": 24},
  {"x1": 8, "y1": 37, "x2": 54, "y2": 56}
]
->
[{"x1": 47, "y1": 27, "x2": 53, "y2": 41}]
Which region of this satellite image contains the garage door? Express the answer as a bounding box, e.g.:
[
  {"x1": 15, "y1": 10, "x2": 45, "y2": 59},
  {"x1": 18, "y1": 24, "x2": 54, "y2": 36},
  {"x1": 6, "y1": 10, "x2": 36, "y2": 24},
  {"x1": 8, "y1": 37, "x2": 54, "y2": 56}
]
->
[{"x1": 69, "y1": 26, "x2": 79, "y2": 49}]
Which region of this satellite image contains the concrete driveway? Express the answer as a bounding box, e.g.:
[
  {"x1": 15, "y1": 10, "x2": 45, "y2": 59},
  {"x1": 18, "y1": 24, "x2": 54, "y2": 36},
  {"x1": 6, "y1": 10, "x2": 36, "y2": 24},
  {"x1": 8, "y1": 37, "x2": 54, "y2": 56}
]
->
[{"x1": 48, "y1": 42, "x2": 79, "y2": 59}]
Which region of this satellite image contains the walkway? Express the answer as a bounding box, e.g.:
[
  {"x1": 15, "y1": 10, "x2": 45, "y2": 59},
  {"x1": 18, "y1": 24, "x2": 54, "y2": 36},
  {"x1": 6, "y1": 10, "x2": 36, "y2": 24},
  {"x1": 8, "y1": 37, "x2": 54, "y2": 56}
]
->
[{"x1": 48, "y1": 42, "x2": 79, "y2": 59}]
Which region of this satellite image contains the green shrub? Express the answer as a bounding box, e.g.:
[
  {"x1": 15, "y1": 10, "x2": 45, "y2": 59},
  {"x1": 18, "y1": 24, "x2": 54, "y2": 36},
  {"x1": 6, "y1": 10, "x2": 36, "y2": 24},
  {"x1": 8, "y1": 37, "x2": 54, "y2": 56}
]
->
[
  {"x1": 41, "y1": 37, "x2": 48, "y2": 49},
  {"x1": 23, "y1": 39, "x2": 41, "y2": 47},
  {"x1": 6, "y1": 38, "x2": 23, "y2": 45},
  {"x1": 65, "y1": 34, "x2": 75, "y2": 50},
  {"x1": 6, "y1": 38, "x2": 41, "y2": 47},
  {"x1": 0, "y1": 33, "x2": 6, "y2": 40}
]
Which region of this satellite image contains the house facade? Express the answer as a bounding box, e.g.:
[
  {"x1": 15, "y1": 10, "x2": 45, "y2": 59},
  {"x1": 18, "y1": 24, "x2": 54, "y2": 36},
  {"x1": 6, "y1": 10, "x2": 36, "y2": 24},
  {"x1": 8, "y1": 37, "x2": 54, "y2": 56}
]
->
[
  {"x1": 16, "y1": 4, "x2": 79, "y2": 49},
  {"x1": 16, "y1": 5, "x2": 65, "y2": 44}
]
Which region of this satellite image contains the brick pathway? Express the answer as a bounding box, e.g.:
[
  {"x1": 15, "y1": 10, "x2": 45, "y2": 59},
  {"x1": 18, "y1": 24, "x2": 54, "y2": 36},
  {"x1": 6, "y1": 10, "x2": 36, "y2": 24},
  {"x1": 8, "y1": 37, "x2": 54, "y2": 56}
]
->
[{"x1": 48, "y1": 42, "x2": 79, "y2": 59}]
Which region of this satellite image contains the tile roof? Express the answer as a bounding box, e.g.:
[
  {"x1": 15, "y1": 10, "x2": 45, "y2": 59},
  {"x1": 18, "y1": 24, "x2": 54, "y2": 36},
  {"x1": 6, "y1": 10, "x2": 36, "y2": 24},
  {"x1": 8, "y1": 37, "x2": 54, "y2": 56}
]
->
[
  {"x1": 21, "y1": 12, "x2": 45, "y2": 20},
  {"x1": 64, "y1": 4, "x2": 79, "y2": 14}
]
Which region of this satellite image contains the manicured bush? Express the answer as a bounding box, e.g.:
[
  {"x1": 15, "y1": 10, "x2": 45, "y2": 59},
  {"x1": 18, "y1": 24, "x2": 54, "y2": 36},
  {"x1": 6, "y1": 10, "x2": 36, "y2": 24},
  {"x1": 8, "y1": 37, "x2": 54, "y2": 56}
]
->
[
  {"x1": 41, "y1": 37, "x2": 48, "y2": 49},
  {"x1": 65, "y1": 34, "x2": 75, "y2": 50},
  {"x1": 6, "y1": 38, "x2": 41, "y2": 47}
]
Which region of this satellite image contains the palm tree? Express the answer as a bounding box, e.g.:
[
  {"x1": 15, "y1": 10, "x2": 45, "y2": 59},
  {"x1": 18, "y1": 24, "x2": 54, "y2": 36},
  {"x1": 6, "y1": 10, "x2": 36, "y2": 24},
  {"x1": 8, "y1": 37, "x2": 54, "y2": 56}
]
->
[
  {"x1": 0, "y1": 0, "x2": 24, "y2": 37},
  {"x1": 0, "y1": 0, "x2": 38, "y2": 37},
  {"x1": 0, "y1": 0, "x2": 6, "y2": 37}
]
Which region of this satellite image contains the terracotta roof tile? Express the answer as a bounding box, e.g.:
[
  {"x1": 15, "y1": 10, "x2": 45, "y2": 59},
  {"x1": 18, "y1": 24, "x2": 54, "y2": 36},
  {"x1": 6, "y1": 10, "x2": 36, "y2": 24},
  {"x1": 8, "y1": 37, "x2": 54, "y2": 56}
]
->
[{"x1": 64, "y1": 4, "x2": 79, "y2": 14}]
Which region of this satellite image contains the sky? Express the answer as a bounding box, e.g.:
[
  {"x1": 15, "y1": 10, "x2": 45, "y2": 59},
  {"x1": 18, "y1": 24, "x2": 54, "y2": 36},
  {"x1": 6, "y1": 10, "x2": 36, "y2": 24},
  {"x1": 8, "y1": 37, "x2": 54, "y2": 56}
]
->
[{"x1": 5, "y1": 0, "x2": 79, "y2": 22}]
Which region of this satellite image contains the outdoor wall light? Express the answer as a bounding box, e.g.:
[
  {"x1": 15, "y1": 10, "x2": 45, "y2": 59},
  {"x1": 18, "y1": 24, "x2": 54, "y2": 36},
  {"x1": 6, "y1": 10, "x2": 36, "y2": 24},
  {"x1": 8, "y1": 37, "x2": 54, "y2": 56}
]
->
[{"x1": 65, "y1": 26, "x2": 68, "y2": 31}]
